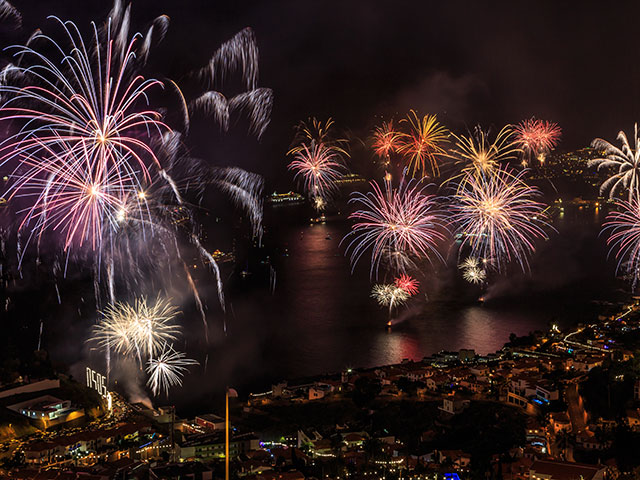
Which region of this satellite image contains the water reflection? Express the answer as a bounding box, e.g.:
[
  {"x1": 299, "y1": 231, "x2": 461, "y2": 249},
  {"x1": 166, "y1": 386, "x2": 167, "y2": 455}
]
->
[{"x1": 169, "y1": 205, "x2": 622, "y2": 412}]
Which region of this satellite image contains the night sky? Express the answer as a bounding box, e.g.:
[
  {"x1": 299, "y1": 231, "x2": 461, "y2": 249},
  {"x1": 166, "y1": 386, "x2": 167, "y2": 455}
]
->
[
  {"x1": 1, "y1": 0, "x2": 635, "y2": 406},
  {"x1": 9, "y1": 0, "x2": 640, "y2": 186}
]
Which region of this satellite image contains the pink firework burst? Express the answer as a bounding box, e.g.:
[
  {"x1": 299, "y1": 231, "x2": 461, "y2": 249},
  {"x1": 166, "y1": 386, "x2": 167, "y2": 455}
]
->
[
  {"x1": 288, "y1": 142, "x2": 345, "y2": 205},
  {"x1": 453, "y1": 168, "x2": 549, "y2": 272},
  {"x1": 603, "y1": 199, "x2": 640, "y2": 286},
  {"x1": 0, "y1": 16, "x2": 168, "y2": 250},
  {"x1": 343, "y1": 176, "x2": 448, "y2": 277},
  {"x1": 514, "y1": 118, "x2": 562, "y2": 161}
]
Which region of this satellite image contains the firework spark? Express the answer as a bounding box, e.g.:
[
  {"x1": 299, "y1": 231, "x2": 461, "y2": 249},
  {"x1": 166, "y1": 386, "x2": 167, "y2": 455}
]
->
[
  {"x1": 458, "y1": 256, "x2": 480, "y2": 270},
  {"x1": 450, "y1": 126, "x2": 520, "y2": 178},
  {"x1": 0, "y1": 4, "x2": 270, "y2": 314},
  {"x1": 398, "y1": 111, "x2": 449, "y2": 177},
  {"x1": 462, "y1": 266, "x2": 486, "y2": 284},
  {"x1": 91, "y1": 296, "x2": 181, "y2": 361},
  {"x1": 453, "y1": 168, "x2": 548, "y2": 272},
  {"x1": 372, "y1": 120, "x2": 403, "y2": 160},
  {"x1": 590, "y1": 124, "x2": 640, "y2": 202},
  {"x1": 371, "y1": 283, "x2": 410, "y2": 310},
  {"x1": 514, "y1": 118, "x2": 561, "y2": 164},
  {"x1": 394, "y1": 273, "x2": 419, "y2": 296},
  {"x1": 288, "y1": 142, "x2": 345, "y2": 209},
  {"x1": 288, "y1": 117, "x2": 350, "y2": 158},
  {"x1": 602, "y1": 199, "x2": 640, "y2": 285},
  {"x1": 146, "y1": 343, "x2": 198, "y2": 397},
  {"x1": 0, "y1": 16, "x2": 168, "y2": 251},
  {"x1": 344, "y1": 177, "x2": 448, "y2": 277},
  {"x1": 190, "y1": 88, "x2": 273, "y2": 139}
]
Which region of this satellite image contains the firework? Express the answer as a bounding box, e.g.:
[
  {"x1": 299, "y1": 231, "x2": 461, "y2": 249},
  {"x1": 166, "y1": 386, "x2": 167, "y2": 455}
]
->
[
  {"x1": 288, "y1": 117, "x2": 350, "y2": 157},
  {"x1": 458, "y1": 256, "x2": 480, "y2": 270},
  {"x1": 198, "y1": 27, "x2": 259, "y2": 92},
  {"x1": 380, "y1": 247, "x2": 417, "y2": 273},
  {"x1": 210, "y1": 167, "x2": 264, "y2": 238},
  {"x1": 344, "y1": 177, "x2": 448, "y2": 277},
  {"x1": 603, "y1": 199, "x2": 640, "y2": 285},
  {"x1": 398, "y1": 111, "x2": 449, "y2": 177},
  {"x1": 372, "y1": 120, "x2": 403, "y2": 160},
  {"x1": 590, "y1": 124, "x2": 640, "y2": 202},
  {"x1": 0, "y1": 1, "x2": 21, "y2": 29},
  {"x1": 514, "y1": 118, "x2": 561, "y2": 164},
  {"x1": 371, "y1": 283, "x2": 410, "y2": 310},
  {"x1": 453, "y1": 168, "x2": 548, "y2": 272},
  {"x1": 0, "y1": 3, "x2": 270, "y2": 311},
  {"x1": 450, "y1": 126, "x2": 520, "y2": 178},
  {"x1": 462, "y1": 266, "x2": 486, "y2": 284},
  {"x1": 458, "y1": 257, "x2": 487, "y2": 284},
  {"x1": 0, "y1": 16, "x2": 168, "y2": 250},
  {"x1": 146, "y1": 343, "x2": 198, "y2": 397},
  {"x1": 394, "y1": 273, "x2": 419, "y2": 296},
  {"x1": 288, "y1": 142, "x2": 345, "y2": 209},
  {"x1": 91, "y1": 296, "x2": 181, "y2": 361},
  {"x1": 190, "y1": 88, "x2": 273, "y2": 139},
  {"x1": 0, "y1": 2, "x2": 274, "y2": 398}
]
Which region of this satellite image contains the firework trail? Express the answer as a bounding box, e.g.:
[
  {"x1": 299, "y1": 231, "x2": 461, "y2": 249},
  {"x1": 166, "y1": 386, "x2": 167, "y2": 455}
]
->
[
  {"x1": 192, "y1": 234, "x2": 226, "y2": 313},
  {"x1": 146, "y1": 342, "x2": 198, "y2": 397},
  {"x1": 288, "y1": 117, "x2": 350, "y2": 158},
  {"x1": 343, "y1": 176, "x2": 448, "y2": 277},
  {"x1": 288, "y1": 142, "x2": 345, "y2": 209},
  {"x1": 210, "y1": 167, "x2": 264, "y2": 239},
  {"x1": 0, "y1": 3, "x2": 270, "y2": 303},
  {"x1": 449, "y1": 126, "x2": 520, "y2": 180},
  {"x1": 0, "y1": 1, "x2": 21, "y2": 29},
  {"x1": 372, "y1": 120, "x2": 403, "y2": 163},
  {"x1": 457, "y1": 256, "x2": 488, "y2": 284},
  {"x1": 590, "y1": 124, "x2": 640, "y2": 203},
  {"x1": 603, "y1": 199, "x2": 640, "y2": 287},
  {"x1": 514, "y1": 118, "x2": 561, "y2": 165},
  {"x1": 193, "y1": 27, "x2": 272, "y2": 139},
  {"x1": 371, "y1": 283, "x2": 410, "y2": 313},
  {"x1": 452, "y1": 168, "x2": 549, "y2": 272},
  {"x1": 398, "y1": 110, "x2": 449, "y2": 178},
  {"x1": 394, "y1": 273, "x2": 419, "y2": 295},
  {"x1": 190, "y1": 88, "x2": 273, "y2": 139},
  {"x1": 198, "y1": 27, "x2": 259, "y2": 91},
  {"x1": 90, "y1": 296, "x2": 181, "y2": 362},
  {"x1": 0, "y1": 16, "x2": 168, "y2": 254},
  {"x1": 462, "y1": 266, "x2": 486, "y2": 284},
  {"x1": 0, "y1": 2, "x2": 273, "y2": 397}
]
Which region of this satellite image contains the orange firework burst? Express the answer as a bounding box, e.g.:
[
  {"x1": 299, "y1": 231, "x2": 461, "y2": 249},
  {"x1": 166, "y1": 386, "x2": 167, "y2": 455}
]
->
[
  {"x1": 371, "y1": 120, "x2": 404, "y2": 160},
  {"x1": 398, "y1": 110, "x2": 449, "y2": 178}
]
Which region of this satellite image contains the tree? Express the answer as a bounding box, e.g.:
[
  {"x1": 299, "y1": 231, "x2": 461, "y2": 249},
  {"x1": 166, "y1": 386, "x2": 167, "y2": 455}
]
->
[
  {"x1": 397, "y1": 377, "x2": 418, "y2": 396},
  {"x1": 363, "y1": 437, "x2": 382, "y2": 464},
  {"x1": 352, "y1": 377, "x2": 381, "y2": 409}
]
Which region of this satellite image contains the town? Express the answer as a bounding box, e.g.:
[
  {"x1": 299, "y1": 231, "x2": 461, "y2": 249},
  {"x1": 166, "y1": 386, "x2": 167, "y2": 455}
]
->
[{"x1": 0, "y1": 297, "x2": 638, "y2": 480}]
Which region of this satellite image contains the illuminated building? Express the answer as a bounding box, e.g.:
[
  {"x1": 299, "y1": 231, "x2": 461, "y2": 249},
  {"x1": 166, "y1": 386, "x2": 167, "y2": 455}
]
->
[{"x1": 9, "y1": 395, "x2": 72, "y2": 420}]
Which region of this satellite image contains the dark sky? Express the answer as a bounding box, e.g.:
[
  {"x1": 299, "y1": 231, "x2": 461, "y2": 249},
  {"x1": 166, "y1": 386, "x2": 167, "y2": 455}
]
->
[{"x1": 9, "y1": 0, "x2": 640, "y2": 183}]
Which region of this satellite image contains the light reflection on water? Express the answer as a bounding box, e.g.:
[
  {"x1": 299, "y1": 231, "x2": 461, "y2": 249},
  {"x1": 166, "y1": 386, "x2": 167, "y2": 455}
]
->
[{"x1": 171, "y1": 205, "x2": 621, "y2": 411}]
